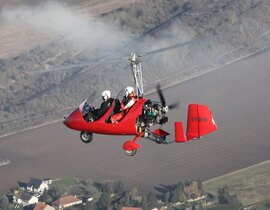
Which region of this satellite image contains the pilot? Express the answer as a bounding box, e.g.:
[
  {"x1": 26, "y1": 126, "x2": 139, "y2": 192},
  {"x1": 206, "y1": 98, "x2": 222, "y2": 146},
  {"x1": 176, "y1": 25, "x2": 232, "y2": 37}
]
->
[
  {"x1": 85, "y1": 90, "x2": 114, "y2": 122},
  {"x1": 121, "y1": 86, "x2": 137, "y2": 110},
  {"x1": 110, "y1": 86, "x2": 137, "y2": 123}
]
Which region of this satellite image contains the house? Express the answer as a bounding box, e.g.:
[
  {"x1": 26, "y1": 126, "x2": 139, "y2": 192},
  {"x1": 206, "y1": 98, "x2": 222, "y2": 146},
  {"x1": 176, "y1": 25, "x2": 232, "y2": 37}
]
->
[
  {"x1": 17, "y1": 181, "x2": 28, "y2": 190},
  {"x1": 34, "y1": 202, "x2": 55, "y2": 210},
  {"x1": 43, "y1": 178, "x2": 52, "y2": 185},
  {"x1": 51, "y1": 195, "x2": 82, "y2": 209},
  {"x1": 122, "y1": 208, "x2": 142, "y2": 210},
  {"x1": 27, "y1": 177, "x2": 49, "y2": 193},
  {"x1": 13, "y1": 191, "x2": 38, "y2": 207}
]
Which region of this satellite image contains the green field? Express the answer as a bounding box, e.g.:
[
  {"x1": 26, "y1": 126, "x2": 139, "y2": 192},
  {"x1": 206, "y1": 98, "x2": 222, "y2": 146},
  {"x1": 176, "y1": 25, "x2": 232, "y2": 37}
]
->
[{"x1": 203, "y1": 160, "x2": 270, "y2": 206}]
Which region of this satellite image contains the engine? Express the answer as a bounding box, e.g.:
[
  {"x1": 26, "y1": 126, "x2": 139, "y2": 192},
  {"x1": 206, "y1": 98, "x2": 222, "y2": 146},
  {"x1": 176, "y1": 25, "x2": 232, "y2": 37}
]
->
[{"x1": 136, "y1": 100, "x2": 168, "y2": 132}]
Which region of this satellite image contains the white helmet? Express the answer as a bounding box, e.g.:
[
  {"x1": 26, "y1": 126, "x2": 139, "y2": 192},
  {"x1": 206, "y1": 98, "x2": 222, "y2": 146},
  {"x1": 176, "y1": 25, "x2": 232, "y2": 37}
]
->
[
  {"x1": 125, "y1": 86, "x2": 134, "y2": 97},
  {"x1": 101, "y1": 90, "x2": 111, "y2": 101}
]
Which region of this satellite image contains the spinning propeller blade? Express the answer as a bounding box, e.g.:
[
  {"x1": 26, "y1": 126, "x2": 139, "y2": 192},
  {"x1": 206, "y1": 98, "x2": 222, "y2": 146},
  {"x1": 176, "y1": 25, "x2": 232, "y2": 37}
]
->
[
  {"x1": 168, "y1": 101, "x2": 180, "y2": 110},
  {"x1": 156, "y1": 83, "x2": 166, "y2": 107},
  {"x1": 157, "y1": 83, "x2": 180, "y2": 110}
]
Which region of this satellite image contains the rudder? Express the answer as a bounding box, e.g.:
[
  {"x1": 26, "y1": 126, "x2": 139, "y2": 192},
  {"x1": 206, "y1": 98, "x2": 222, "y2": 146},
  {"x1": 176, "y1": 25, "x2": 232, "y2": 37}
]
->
[{"x1": 186, "y1": 104, "x2": 217, "y2": 140}]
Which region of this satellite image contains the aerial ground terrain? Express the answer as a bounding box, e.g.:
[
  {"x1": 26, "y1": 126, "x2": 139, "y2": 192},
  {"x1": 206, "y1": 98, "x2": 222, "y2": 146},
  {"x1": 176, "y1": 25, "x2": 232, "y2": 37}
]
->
[
  {"x1": 0, "y1": 48, "x2": 270, "y2": 194},
  {"x1": 0, "y1": 0, "x2": 270, "y2": 204}
]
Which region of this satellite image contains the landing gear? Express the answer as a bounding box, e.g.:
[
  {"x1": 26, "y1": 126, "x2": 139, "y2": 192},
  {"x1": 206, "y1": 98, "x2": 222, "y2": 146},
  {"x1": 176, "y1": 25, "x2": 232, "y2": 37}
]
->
[
  {"x1": 154, "y1": 137, "x2": 164, "y2": 144},
  {"x1": 124, "y1": 149, "x2": 137, "y2": 156},
  {"x1": 80, "y1": 131, "x2": 93, "y2": 143}
]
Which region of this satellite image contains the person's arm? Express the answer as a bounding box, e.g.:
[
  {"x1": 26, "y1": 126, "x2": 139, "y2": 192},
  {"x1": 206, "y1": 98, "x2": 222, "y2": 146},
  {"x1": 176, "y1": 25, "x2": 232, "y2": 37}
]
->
[
  {"x1": 124, "y1": 98, "x2": 136, "y2": 109},
  {"x1": 121, "y1": 97, "x2": 136, "y2": 110}
]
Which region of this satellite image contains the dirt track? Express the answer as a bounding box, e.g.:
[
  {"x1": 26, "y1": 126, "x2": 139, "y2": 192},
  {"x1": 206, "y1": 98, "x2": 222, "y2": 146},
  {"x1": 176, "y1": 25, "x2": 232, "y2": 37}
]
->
[{"x1": 0, "y1": 49, "x2": 270, "y2": 193}]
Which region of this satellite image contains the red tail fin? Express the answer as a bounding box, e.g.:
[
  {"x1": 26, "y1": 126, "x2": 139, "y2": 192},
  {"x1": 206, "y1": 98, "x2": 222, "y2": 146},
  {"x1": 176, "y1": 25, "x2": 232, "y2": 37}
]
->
[{"x1": 186, "y1": 104, "x2": 217, "y2": 141}]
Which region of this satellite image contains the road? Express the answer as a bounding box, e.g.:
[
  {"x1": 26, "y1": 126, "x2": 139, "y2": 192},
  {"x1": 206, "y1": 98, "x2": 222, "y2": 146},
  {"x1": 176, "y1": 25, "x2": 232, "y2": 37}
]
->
[{"x1": 0, "y1": 49, "x2": 270, "y2": 193}]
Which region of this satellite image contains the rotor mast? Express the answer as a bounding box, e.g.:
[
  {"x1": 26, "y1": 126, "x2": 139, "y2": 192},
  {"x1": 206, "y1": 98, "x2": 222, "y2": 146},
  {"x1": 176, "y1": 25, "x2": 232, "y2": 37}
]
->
[{"x1": 129, "y1": 52, "x2": 144, "y2": 98}]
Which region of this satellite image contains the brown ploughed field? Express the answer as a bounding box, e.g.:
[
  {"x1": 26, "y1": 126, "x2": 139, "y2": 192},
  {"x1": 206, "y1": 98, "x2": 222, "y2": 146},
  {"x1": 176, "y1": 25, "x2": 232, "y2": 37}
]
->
[{"x1": 0, "y1": 49, "x2": 270, "y2": 193}]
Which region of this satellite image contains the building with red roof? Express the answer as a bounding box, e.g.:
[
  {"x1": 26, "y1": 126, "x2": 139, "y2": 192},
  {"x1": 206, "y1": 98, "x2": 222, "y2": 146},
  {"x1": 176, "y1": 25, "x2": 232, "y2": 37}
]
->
[
  {"x1": 34, "y1": 202, "x2": 55, "y2": 210},
  {"x1": 51, "y1": 195, "x2": 82, "y2": 209}
]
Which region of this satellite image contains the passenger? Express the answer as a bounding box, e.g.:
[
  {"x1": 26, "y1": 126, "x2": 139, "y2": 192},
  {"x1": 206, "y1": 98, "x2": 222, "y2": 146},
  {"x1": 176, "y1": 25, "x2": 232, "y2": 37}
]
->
[
  {"x1": 85, "y1": 90, "x2": 114, "y2": 122},
  {"x1": 110, "y1": 86, "x2": 137, "y2": 123},
  {"x1": 121, "y1": 86, "x2": 137, "y2": 110}
]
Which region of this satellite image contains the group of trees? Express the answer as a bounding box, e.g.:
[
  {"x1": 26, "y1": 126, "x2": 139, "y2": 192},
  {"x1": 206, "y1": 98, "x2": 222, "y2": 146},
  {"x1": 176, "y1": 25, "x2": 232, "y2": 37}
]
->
[
  {"x1": 217, "y1": 185, "x2": 241, "y2": 206},
  {"x1": 0, "y1": 177, "x2": 244, "y2": 210}
]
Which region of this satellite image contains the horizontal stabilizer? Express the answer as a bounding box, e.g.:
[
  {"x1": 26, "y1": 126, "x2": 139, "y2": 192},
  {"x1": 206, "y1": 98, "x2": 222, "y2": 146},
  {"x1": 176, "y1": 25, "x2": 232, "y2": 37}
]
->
[{"x1": 186, "y1": 104, "x2": 217, "y2": 141}]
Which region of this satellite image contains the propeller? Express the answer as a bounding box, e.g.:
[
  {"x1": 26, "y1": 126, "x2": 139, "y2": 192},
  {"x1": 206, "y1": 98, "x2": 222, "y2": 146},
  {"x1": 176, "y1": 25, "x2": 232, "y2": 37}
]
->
[
  {"x1": 156, "y1": 83, "x2": 180, "y2": 110},
  {"x1": 168, "y1": 101, "x2": 180, "y2": 110},
  {"x1": 156, "y1": 83, "x2": 166, "y2": 107}
]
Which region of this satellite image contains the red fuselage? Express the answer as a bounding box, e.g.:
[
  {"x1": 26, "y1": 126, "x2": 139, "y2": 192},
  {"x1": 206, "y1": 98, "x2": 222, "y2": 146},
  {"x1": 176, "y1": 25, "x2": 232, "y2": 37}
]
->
[{"x1": 63, "y1": 98, "x2": 147, "y2": 135}]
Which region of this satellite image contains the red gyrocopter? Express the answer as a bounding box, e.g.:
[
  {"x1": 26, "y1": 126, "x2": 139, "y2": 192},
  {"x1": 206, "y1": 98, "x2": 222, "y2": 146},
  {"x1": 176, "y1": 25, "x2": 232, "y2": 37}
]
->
[{"x1": 63, "y1": 52, "x2": 218, "y2": 156}]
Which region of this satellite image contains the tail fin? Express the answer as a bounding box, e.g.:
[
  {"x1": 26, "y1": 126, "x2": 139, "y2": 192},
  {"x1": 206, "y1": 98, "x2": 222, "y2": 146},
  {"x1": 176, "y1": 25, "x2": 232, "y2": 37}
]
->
[{"x1": 186, "y1": 104, "x2": 217, "y2": 141}]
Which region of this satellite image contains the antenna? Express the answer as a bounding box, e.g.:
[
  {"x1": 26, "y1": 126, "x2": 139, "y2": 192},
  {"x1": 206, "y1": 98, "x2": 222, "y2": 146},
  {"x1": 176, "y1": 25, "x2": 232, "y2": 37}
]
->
[{"x1": 129, "y1": 52, "x2": 144, "y2": 98}]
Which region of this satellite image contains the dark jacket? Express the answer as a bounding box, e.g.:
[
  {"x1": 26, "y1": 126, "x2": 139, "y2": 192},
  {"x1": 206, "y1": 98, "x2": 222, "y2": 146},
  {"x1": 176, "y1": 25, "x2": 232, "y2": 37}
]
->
[{"x1": 92, "y1": 98, "x2": 114, "y2": 120}]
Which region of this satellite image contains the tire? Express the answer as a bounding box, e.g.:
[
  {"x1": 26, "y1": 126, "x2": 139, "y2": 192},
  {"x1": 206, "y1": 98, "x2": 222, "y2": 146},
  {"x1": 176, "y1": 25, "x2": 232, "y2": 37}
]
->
[
  {"x1": 124, "y1": 149, "x2": 137, "y2": 156},
  {"x1": 80, "y1": 131, "x2": 93, "y2": 143},
  {"x1": 155, "y1": 138, "x2": 163, "y2": 144}
]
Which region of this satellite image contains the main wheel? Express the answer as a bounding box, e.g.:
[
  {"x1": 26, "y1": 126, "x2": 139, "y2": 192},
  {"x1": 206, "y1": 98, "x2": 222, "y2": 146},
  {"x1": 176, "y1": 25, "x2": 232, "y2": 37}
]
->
[
  {"x1": 124, "y1": 149, "x2": 137, "y2": 156},
  {"x1": 155, "y1": 137, "x2": 163, "y2": 144},
  {"x1": 80, "y1": 131, "x2": 93, "y2": 143}
]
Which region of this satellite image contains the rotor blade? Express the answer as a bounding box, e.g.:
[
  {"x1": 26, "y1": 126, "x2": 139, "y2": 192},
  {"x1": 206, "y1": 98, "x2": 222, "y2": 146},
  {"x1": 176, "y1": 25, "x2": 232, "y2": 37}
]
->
[
  {"x1": 28, "y1": 56, "x2": 129, "y2": 74},
  {"x1": 156, "y1": 83, "x2": 166, "y2": 107},
  {"x1": 139, "y1": 39, "x2": 194, "y2": 57},
  {"x1": 28, "y1": 38, "x2": 196, "y2": 74}
]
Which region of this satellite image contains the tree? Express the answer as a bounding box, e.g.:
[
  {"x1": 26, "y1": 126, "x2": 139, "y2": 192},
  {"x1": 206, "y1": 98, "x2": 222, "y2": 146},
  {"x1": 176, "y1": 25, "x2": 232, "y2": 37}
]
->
[
  {"x1": 197, "y1": 179, "x2": 203, "y2": 192},
  {"x1": 198, "y1": 202, "x2": 205, "y2": 210},
  {"x1": 97, "y1": 192, "x2": 111, "y2": 210},
  {"x1": 86, "y1": 201, "x2": 98, "y2": 210},
  {"x1": 177, "y1": 181, "x2": 184, "y2": 190},
  {"x1": 147, "y1": 191, "x2": 157, "y2": 209},
  {"x1": 171, "y1": 189, "x2": 180, "y2": 203},
  {"x1": 141, "y1": 195, "x2": 148, "y2": 210},
  {"x1": 48, "y1": 187, "x2": 61, "y2": 200},
  {"x1": 39, "y1": 189, "x2": 48, "y2": 202},
  {"x1": 217, "y1": 185, "x2": 240, "y2": 205},
  {"x1": 164, "y1": 191, "x2": 170, "y2": 206},
  {"x1": 171, "y1": 188, "x2": 187, "y2": 203},
  {"x1": 113, "y1": 181, "x2": 125, "y2": 194},
  {"x1": 104, "y1": 182, "x2": 113, "y2": 194},
  {"x1": 121, "y1": 191, "x2": 130, "y2": 206},
  {"x1": 0, "y1": 195, "x2": 9, "y2": 208},
  {"x1": 129, "y1": 187, "x2": 138, "y2": 200}
]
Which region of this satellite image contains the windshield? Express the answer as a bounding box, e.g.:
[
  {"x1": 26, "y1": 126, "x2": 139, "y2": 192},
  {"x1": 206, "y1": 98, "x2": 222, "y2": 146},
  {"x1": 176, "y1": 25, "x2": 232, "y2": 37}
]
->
[
  {"x1": 79, "y1": 97, "x2": 97, "y2": 113},
  {"x1": 115, "y1": 88, "x2": 125, "y2": 100}
]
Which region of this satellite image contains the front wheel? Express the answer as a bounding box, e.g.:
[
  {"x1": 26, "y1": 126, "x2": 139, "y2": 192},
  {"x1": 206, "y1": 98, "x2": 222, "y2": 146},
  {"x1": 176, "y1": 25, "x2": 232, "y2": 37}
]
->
[
  {"x1": 80, "y1": 131, "x2": 93, "y2": 143},
  {"x1": 124, "y1": 149, "x2": 137, "y2": 156}
]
